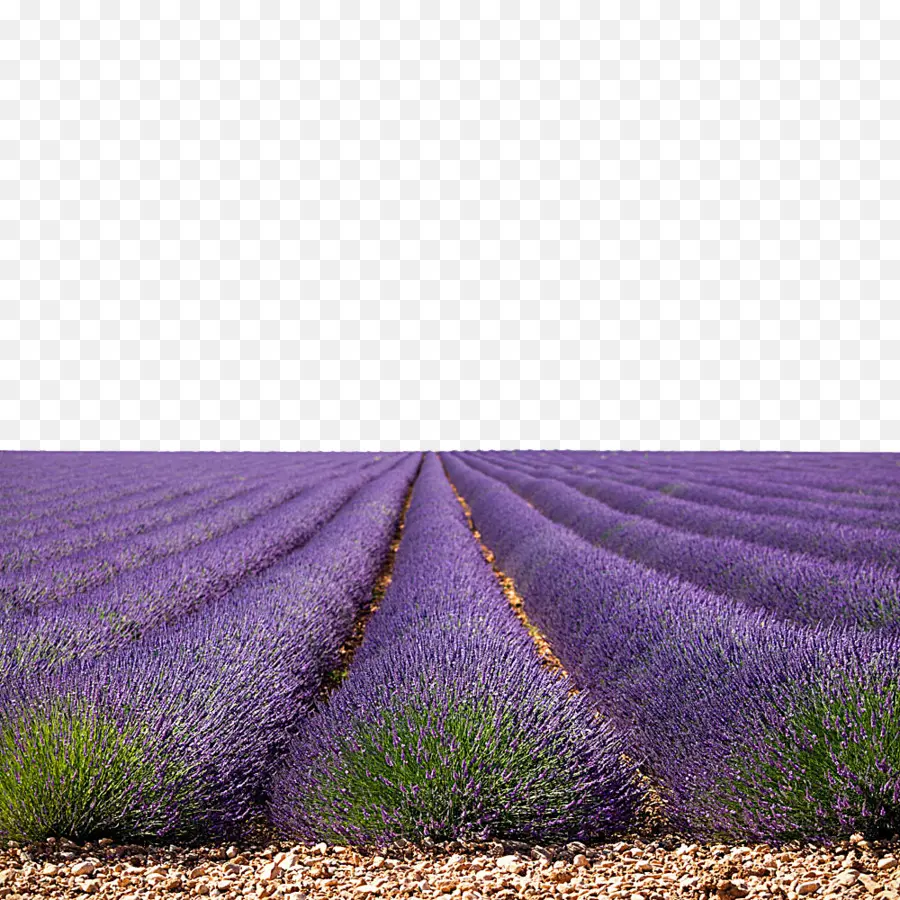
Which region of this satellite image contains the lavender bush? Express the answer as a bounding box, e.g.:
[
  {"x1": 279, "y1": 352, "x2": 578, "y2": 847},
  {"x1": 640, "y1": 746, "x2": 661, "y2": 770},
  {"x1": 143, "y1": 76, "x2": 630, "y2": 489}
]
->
[
  {"x1": 701, "y1": 660, "x2": 900, "y2": 838},
  {"x1": 462, "y1": 454, "x2": 900, "y2": 628},
  {"x1": 0, "y1": 661, "x2": 210, "y2": 841},
  {"x1": 0, "y1": 456, "x2": 420, "y2": 841},
  {"x1": 446, "y1": 453, "x2": 900, "y2": 840},
  {"x1": 0, "y1": 457, "x2": 373, "y2": 609},
  {"x1": 489, "y1": 453, "x2": 900, "y2": 566},
  {"x1": 271, "y1": 455, "x2": 638, "y2": 846}
]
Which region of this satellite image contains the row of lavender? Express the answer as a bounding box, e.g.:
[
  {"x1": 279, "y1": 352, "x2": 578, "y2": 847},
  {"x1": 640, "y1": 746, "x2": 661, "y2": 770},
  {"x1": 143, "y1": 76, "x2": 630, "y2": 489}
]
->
[
  {"x1": 272, "y1": 455, "x2": 637, "y2": 844},
  {"x1": 535, "y1": 450, "x2": 900, "y2": 513},
  {"x1": 5, "y1": 448, "x2": 900, "y2": 845},
  {"x1": 543, "y1": 450, "x2": 900, "y2": 499},
  {"x1": 0, "y1": 451, "x2": 645, "y2": 845},
  {"x1": 0, "y1": 459, "x2": 407, "y2": 680},
  {"x1": 0, "y1": 452, "x2": 344, "y2": 532},
  {"x1": 0, "y1": 452, "x2": 424, "y2": 839},
  {"x1": 448, "y1": 452, "x2": 900, "y2": 839},
  {"x1": 0, "y1": 453, "x2": 368, "y2": 575},
  {"x1": 459, "y1": 452, "x2": 900, "y2": 628}
]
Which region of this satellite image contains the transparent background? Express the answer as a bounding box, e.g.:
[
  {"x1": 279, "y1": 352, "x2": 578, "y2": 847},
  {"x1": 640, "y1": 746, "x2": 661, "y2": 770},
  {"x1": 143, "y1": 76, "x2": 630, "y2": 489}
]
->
[{"x1": 1, "y1": 2, "x2": 896, "y2": 450}]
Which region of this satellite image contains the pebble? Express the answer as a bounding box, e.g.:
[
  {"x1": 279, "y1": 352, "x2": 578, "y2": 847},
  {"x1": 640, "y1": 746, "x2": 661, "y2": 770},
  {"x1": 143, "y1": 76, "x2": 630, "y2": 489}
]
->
[
  {"x1": 496, "y1": 854, "x2": 526, "y2": 874},
  {"x1": 859, "y1": 872, "x2": 883, "y2": 894},
  {"x1": 259, "y1": 861, "x2": 280, "y2": 881},
  {"x1": 797, "y1": 881, "x2": 820, "y2": 895},
  {"x1": 71, "y1": 860, "x2": 96, "y2": 877}
]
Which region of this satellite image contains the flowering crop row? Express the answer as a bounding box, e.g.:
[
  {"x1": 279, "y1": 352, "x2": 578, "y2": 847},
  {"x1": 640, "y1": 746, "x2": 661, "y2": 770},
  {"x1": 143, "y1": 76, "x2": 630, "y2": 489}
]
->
[
  {"x1": 0, "y1": 450, "x2": 351, "y2": 507},
  {"x1": 0, "y1": 457, "x2": 375, "y2": 609},
  {"x1": 546, "y1": 450, "x2": 900, "y2": 513},
  {"x1": 1, "y1": 476, "x2": 257, "y2": 573},
  {"x1": 0, "y1": 453, "x2": 171, "y2": 513},
  {"x1": 585, "y1": 450, "x2": 900, "y2": 497},
  {"x1": 271, "y1": 454, "x2": 638, "y2": 845},
  {"x1": 446, "y1": 453, "x2": 900, "y2": 840},
  {"x1": 0, "y1": 456, "x2": 420, "y2": 841},
  {"x1": 2, "y1": 449, "x2": 899, "y2": 846},
  {"x1": 0, "y1": 452, "x2": 357, "y2": 538},
  {"x1": 0, "y1": 478, "x2": 199, "y2": 542},
  {"x1": 0, "y1": 455, "x2": 366, "y2": 572},
  {"x1": 0, "y1": 453, "x2": 221, "y2": 524},
  {"x1": 461, "y1": 454, "x2": 900, "y2": 628},
  {"x1": 540, "y1": 453, "x2": 900, "y2": 533},
  {"x1": 482, "y1": 452, "x2": 900, "y2": 568},
  {"x1": 0, "y1": 457, "x2": 404, "y2": 682},
  {"x1": 0, "y1": 460, "x2": 259, "y2": 542}
]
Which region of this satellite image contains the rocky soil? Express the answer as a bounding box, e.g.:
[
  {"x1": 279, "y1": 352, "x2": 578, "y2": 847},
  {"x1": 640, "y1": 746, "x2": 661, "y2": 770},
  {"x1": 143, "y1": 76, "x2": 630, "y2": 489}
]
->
[{"x1": 2, "y1": 834, "x2": 900, "y2": 900}]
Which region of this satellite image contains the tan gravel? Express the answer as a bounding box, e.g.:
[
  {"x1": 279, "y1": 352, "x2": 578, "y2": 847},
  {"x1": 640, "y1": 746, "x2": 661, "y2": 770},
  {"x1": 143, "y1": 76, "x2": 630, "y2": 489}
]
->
[{"x1": 4, "y1": 833, "x2": 900, "y2": 900}]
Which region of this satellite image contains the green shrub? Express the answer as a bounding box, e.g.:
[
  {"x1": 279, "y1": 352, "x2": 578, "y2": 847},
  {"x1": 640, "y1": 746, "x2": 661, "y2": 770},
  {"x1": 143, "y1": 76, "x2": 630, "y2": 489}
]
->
[
  {"x1": 704, "y1": 670, "x2": 900, "y2": 840},
  {"x1": 0, "y1": 693, "x2": 200, "y2": 842}
]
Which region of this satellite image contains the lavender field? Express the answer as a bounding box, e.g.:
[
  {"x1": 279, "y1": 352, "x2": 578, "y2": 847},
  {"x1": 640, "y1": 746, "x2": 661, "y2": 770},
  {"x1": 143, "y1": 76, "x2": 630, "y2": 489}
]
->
[{"x1": 3, "y1": 450, "x2": 900, "y2": 847}]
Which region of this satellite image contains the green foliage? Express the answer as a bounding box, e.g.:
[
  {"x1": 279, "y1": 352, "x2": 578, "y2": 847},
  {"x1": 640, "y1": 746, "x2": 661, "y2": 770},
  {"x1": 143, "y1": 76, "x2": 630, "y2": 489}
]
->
[
  {"x1": 706, "y1": 672, "x2": 900, "y2": 840},
  {"x1": 305, "y1": 694, "x2": 584, "y2": 844},
  {"x1": 0, "y1": 695, "x2": 197, "y2": 842}
]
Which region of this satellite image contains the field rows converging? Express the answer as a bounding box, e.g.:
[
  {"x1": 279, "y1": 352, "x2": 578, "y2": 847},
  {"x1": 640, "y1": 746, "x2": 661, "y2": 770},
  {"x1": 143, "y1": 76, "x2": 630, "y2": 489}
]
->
[{"x1": 2, "y1": 450, "x2": 900, "y2": 849}]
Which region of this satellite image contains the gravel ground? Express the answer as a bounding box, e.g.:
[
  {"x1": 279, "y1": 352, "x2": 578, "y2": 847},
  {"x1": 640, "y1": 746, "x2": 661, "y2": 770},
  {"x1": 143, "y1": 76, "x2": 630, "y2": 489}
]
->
[{"x1": 3, "y1": 834, "x2": 900, "y2": 900}]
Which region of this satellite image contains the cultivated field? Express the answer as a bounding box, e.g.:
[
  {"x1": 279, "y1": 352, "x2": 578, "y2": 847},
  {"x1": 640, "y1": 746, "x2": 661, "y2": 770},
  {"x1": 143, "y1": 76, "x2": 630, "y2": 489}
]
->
[{"x1": 2, "y1": 449, "x2": 900, "y2": 898}]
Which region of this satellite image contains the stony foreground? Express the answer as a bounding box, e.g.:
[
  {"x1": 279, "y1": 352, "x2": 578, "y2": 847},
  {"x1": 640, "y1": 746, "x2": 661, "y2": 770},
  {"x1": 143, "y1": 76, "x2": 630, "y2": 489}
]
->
[{"x1": 3, "y1": 834, "x2": 900, "y2": 900}]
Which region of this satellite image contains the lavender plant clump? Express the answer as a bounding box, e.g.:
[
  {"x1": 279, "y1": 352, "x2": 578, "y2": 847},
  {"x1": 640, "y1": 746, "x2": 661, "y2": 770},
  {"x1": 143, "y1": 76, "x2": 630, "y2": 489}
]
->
[
  {"x1": 3, "y1": 449, "x2": 900, "y2": 846},
  {"x1": 270, "y1": 454, "x2": 639, "y2": 846},
  {"x1": 447, "y1": 453, "x2": 900, "y2": 840},
  {"x1": 0, "y1": 455, "x2": 420, "y2": 841},
  {"x1": 462, "y1": 454, "x2": 900, "y2": 628}
]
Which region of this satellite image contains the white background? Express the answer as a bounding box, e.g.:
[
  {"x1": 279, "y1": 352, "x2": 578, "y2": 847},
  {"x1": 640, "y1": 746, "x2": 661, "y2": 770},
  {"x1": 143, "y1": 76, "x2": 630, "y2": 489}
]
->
[{"x1": 1, "y1": 3, "x2": 896, "y2": 450}]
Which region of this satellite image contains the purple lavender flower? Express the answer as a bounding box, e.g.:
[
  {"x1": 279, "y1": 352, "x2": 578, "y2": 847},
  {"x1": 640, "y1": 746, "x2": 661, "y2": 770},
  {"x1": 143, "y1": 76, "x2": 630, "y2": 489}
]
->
[
  {"x1": 0, "y1": 455, "x2": 420, "y2": 841},
  {"x1": 270, "y1": 455, "x2": 638, "y2": 845},
  {"x1": 445, "y1": 452, "x2": 900, "y2": 840}
]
